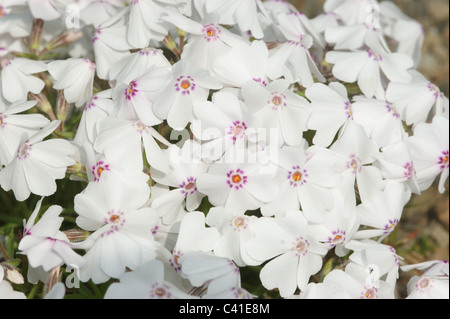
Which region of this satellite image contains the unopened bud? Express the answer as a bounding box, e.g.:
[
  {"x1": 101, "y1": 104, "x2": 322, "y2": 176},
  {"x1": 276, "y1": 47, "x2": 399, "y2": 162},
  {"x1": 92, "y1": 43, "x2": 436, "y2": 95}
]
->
[{"x1": 63, "y1": 229, "x2": 90, "y2": 243}]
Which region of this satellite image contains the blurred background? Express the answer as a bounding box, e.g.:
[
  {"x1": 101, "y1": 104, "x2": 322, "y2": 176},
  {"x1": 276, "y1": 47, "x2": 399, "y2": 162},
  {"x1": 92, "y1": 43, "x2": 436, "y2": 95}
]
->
[{"x1": 289, "y1": 0, "x2": 449, "y2": 298}]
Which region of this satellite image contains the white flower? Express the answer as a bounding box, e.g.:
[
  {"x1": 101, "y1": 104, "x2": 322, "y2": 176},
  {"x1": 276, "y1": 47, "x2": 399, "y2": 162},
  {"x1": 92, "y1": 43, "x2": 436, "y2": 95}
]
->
[
  {"x1": 192, "y1": 91, "x2": 259, "y2": 162},
  {"x1": 305, "y1": 82, "x2": 352, "y2": 147},
  {"x1": 0, "y1": 99, "x2": 49, "y2": 166},
  {"x1": 327, "y1": 120, "x2": 383, "y2": 202},
  {"x1": 80, "y1": 0, "x2": 125, "y2": 28},
  {"x1": 312, "y1": 262, "x2": 395, "y2": 299},
  {"x1": 92, "y1": 20, "x2": 133, "y2": 80},
  {"x1": 109, "y1": 47, "x2": 171, "y2": 85},
  {"x1": 346, "y1": 240, "x2": 403, "y2": 289},
  {"x1": 178, "y1": 251, "x2": 241, "y2": 291},
  {"x1": 0, "y1": 57, "x2": 47, "y2": 103},
  {"x1": 18, "y1": 198, "x2": 86, "y2": 272},
  {"x1": 112, "y1": 66, "x2": 170, "y2": 126},
  {"x1": 206, "y1": 206, "x2": 259, "y2": 266},
  {"x1": 326, "y1": 48, "x2": 413, "y2": 100},
  {"x1": 126, "y1": 0, "x2": 185, "y2": 48},
  {"x1": 379, "y1": 1, "x2": 424, "y2": 67},
  {"x1": 73, "y1": 89, "x2": 113, "y2": 146},
  {"x1": 0, "y1": 120, "x2": 75, "y2": 201},
  {"x1": 165, "y1": 211, "x2": 220, "y2": 274},
  {"x1": 153, "y1": 59, "x2": 222, "y2": 130},
  {"x1": 205, "y1": 0, "x2": 270, "y2": 39},
  {"x1": 241, "y1": 79, "x2": 310, "y2": 147},
  {"x1": 94, "y1": 117, "x2": 171, "y2": 174},
  {"x1": 386, "y1": 70, "x2": 449, "y2": 126},
  {"x1": 408, "y1": 115, "x2": 449, "y2": 193},
  {"x1": 212, "y1": 40, "x2": 269, "y2": 88},
  {"x1": 150, "y1": 140, "x2": 209, "y2": 221},
  {"x1": 307, "y1": 189, "x2": 359, "y2": 257},
  {"x1": 374, "y1": 140, "x2": 421, "y2": 194},
  {"x1": 104, "y1": 259, "x2": 196, "y2": 299},
  {"x1": 48, "y1": 58, "x2": 96, "y2": 108},
  {"x1": 401, "y1": 260, "x2": 449, "y2": 299},
  {"x1": 354, "y1": 181, "x2": 410, "y2": 240},
  {"x1": 196, "y1": 159, "x2": 278, "y2": 214},
  {"x1": 324, "y1": 0, "x2": 379, "y2": 26},
  {"x1": 161, "y1": 8, "x2": 245, "y2": 74},
  {"x1": 24, "y1": 0, "x2": 67, "y2": 21},
  {"x1": 352, "y1": 95, "x2": 406, "y2": 148},
  {"x1": 261, "y1": 145, "x2": 341, "y2": 222},
  {"x1": 246, "y1": 211, "x2": 327, "y2": 297},
  {"x1": 74, "y1": 174, "x2": 160, "y2": 283}
]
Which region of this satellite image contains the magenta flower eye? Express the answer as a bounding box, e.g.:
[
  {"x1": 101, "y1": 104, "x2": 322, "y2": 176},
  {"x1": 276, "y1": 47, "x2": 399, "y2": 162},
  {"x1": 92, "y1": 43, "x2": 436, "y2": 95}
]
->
[
  {"x1": 174, "y1": 76, "x2": 196, "y2": 95},
  {"x1": 202, "y1": 24, "x2": 221, "y2": 41}
]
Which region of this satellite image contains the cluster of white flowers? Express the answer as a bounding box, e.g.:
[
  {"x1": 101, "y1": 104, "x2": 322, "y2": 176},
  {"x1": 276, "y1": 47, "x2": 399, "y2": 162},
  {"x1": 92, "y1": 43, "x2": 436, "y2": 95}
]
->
[{"x1": 0, "y1": 0, "x2": 448, "y2": 299}]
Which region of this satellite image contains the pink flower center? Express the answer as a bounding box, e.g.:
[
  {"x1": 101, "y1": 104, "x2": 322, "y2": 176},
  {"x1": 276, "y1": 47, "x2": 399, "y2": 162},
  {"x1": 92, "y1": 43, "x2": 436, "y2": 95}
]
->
[
  {"x1": 17, "y1": 141, "x2": 32, "y2": 160},
  {"x1": 125, "y1": 81, "x2": 138, "y2": 100},
  {"x1": 202, "y1": 24, "x2": 221, "y2": 41},
  {"x1": 175, "y1": 76, "x2": 196, "y2": 95},
  {"x1": 226, "y1": 169, "x2": 248, "y2": 190},
  {"x1": 91, "y1": 161, "x2": 110, "y2": 182}
]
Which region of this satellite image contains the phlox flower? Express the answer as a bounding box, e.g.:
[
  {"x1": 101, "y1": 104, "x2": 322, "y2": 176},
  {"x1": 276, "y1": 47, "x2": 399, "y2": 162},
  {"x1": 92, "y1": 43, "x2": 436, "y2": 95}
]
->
[
  {"x1": 324, "y1": 17, "x2": 390, "y2": 52},
  {"x1": 245, "y1": 211, "x2": 327, "y2": 297},
  {"x1": 92, "y1": 17, "x2": 133, "y2": 80},
  {"x1": 206, "y1": 206, "x2": 259, "y2": 266},
  {"x1": 73, "y1": 89, "x2": 113, "y2": 146},
  {"x1": 109, "y1": 47, "x2": 171, "y2": 85},
  {"x1": 379, "y1": 1, "x2": 424, "y2": 67},
  {"x1": 161, "y1": 8, "x2": 246, "y2": 75},
  {"x1": 326, "y1": 48, "x2": 413, "y2": 100},
  {"x1": 212, "y1": 40, "x2": 270, "y2": 88},
  {"x1": 408, "y1": 115, "x2": 449, "y2": 193},
  {"x1": 81, "y1": 142, "x2": 149, "y2": 191},
  {"x1": 205, "y1": 0, "x2": 270, "y2": 39},
  {"x1": 191, "y1": 90, "x2": 258, "y2": 162},
  {"x1": 126, "y1": 0, "x2": 185, "y2": 48},
  {"x1": 152, "y1": 59, "x2": 222, "y2": 130},
  {"x1": 150, "y1": 140, "x2": 209, "y2": 222},
  {"x1": 196, "y1": 157, "x2": 278, "y2": 214},
  {"x1": 163, "y1": 211, "x2": 220, "y2": 275},
  {"x1": 112, "y1": 66, "x2": 170, "y2": 127},
  {"x1": 323, "y1": 0, "x2": 379, "y2": 26},
  {"x1": 94, "y1": 117, "x2": 171, "y2": 174},
  {"x1": 386, "y1": 70, "x2": 449, "y2": 126},
  {"x1": 260, "y1": 145, "x2": 341, "y2": 223},
  {"x1": 241, "y1": 78, "x2": 310, "y2": 147},
  {"x1": 351, "y1": 95, "x2": 406, "y2": 148},
  {"x1": 47, "y1": 58, "x2": 96, "y2": 108},
  {"x1": 0, "y1": 120, "x2": 75, "y2": 201},
  {"x1": 346, "y1": 240, "x2": 403, "y2": 289},
  {"x1": 0, "y1": 57, "x2": 47, "y2": 103},
  {"x1": 0, "y1": 99, "x2": 49, "y2": 166},
  {"x1": 307, "y1": 188, "x2": 359, "y2": 257},
  {"x1": 80, "y1": 0, "x2": 125, "y2": 28},
  {"x1": 327, "y1": 120, "x2": 383, "y2": 202},
  {"x1": 309, "y1": 262, "x2": 395, "y2": 299},
  {"x1": 74, "y1": 174, "x2": 160, "y2": 283},
  {"x1": 402, "y1": 260, "x2": 449, "y2": 299},
  {"x1": 104, "y1": 259, "x2": 196, "y2": 299},
  {"x1": 305, "y1": 82, "x2": 352, "y2": 147},
  {"x1": 354, "y1": 181, "x2": 410, "y2": 240},
  {"x1": 267, "y1": 12, "x2": 325, "y2": 87},
  {"x1": 18, "y1": 198, "x2": 86, "y2": 272},
  {"x1": 374, "y1": 140, "x2": 421, "y2": 194},
  {"x1": 179, "y1": 251, "x2": 253, "y2": 299}
]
